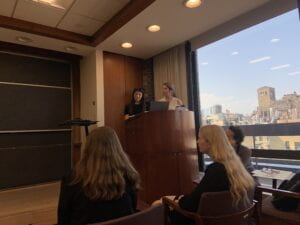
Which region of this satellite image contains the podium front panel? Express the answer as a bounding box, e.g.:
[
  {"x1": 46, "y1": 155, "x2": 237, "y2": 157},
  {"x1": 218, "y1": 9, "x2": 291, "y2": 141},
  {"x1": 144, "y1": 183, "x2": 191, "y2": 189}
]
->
[{"x1": 125, "y1": 111, "x2": 198, "y2": 203}]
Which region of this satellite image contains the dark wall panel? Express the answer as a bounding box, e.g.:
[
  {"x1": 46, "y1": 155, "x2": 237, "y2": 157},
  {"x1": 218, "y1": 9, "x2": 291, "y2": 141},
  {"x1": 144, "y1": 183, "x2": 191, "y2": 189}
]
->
[
  {"x1": 0, "y1": 144, "x2": 71, "y2": 189},
  {"x1": 0, "y1": 132, "x2": 71, "y2": 148},
  {"x1": 0, "y1": 50, "x2": 72, "y2": 189},
  {"x1": 0, "y1": 84, "x2": 71, "y2": 130},
  {"x1": 0, "y1": 52, "x2": 71, "y2": 87}
]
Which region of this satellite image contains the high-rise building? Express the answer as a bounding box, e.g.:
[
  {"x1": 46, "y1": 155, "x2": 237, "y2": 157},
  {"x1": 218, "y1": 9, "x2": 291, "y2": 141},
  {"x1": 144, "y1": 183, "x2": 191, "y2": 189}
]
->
[
  {"x1": 211, "y1": 105, "x2": 222, "y2": 114},
  {"x1": 257, "y1": 86, "x2": 276, "y2": 122},
  {"x1": 257, "y1": 86, "x2": 276, "y2": 108}
]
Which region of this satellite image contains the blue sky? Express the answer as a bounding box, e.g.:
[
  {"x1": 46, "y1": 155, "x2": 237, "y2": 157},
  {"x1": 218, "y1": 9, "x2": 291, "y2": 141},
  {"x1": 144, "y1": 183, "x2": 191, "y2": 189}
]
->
[{"x1": 197, "y1": 9, "x2": 300, "y2": 115}]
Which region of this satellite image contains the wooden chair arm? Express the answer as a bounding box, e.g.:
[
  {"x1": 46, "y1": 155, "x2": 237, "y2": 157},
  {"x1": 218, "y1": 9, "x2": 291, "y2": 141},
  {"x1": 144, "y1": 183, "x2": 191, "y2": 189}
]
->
[
  {"x1": 257, "y1": 186, "x2": 300, "y2": 198},
  {"x1": 256, "y1": 185, "x2": 300, "y2": 216},
  {"x1": 163, "y1": 197, "x2": 258, "y2": 225},
  {"x1": 137, "y1": 200, "x2": 150, "y2": 211}
]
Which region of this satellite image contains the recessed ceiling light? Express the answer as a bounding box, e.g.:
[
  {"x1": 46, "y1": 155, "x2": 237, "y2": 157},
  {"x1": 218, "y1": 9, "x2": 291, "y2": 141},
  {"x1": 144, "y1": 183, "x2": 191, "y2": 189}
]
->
[
  {"x1": 147, "y1": 25, "x2": 161, "y2": 32},
  {"x1": 28, "y1": 0, "x2": 67, "y2": 10},
  {"x1": 121, "y1": 42, "x2": 133, "y2": 48},
  {"x1": 184, "y1": 0, "x2": 202, "y2": 8},
  {"x1": 65, "y1": 46, "x2": 77, "y2": 51},
  {"x1": 16, "y1": 36, "x2": 33, "y2": 43}
]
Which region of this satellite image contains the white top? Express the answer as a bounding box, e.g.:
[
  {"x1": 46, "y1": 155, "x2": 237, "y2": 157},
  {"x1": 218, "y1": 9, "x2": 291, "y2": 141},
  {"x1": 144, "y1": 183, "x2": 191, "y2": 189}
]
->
[{"x1": 159, "y1": 97, "x2": 183, "y2": 110}]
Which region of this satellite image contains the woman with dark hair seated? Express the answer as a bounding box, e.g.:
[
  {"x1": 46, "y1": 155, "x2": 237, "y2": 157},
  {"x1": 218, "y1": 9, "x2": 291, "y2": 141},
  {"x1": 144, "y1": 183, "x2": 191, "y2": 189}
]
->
[
  {"x1": 226, "y1": 126, "x2": 254, "y2": 173},
  {"x1": 124, "y1": 88, "x2": 148, "y2": 120},
  {"x1": 57, "y1": 127, "x2": 140, "y2": 225}
]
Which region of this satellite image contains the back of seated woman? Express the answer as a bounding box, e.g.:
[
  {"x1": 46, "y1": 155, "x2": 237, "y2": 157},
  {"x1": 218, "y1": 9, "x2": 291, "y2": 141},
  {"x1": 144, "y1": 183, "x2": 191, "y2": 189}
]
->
[
  {"x1": 57, "y1": 126, "x2": 140, "y2": 225},
  {"x1": 169, "y1": 125, "x2": 255, "y2": 225}
]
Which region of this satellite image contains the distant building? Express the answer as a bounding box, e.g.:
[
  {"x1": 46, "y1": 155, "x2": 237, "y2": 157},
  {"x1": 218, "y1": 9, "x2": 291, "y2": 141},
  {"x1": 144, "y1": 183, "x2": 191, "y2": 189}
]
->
[
  {"x1": 201, "y1": 87, "x2": 300, "y2": 151},
  {"x1": 255, "y1": 87, "x2": 300, "y2": 123},
  {"x1": 257, "y1": 86, "x2": 276, "y2": 122},
  {"x1": 211, "y1": 105, "x2": 222, "y2": 114},
  {"x1": 257, "y1": 86, "x2": 276, "y2": 107},
  {"x1": 202, "y1": 106, "x2": 248, "y2": 126},
  {"x1": 202, "y1": 88, "x2": 300, "y2": 125},
  {"x1": 204, "y1": 113, "x2": 226, "y2": 126}
]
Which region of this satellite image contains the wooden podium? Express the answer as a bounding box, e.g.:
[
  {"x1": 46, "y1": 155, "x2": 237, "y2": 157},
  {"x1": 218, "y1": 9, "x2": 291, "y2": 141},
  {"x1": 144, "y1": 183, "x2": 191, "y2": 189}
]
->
[{"x1": 125, "y1": 111, "x2": 199, "y2": 203}]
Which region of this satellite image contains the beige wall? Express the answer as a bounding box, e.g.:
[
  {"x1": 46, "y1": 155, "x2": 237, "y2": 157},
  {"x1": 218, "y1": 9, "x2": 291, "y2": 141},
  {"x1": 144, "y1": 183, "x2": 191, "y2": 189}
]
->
[
  {"x1": 95, "y1": 50, "x2": 105, "y2": 127},
  {"x1": 80, "y1": 51, "x2": 97, "y2": 122},
  {"x1": 80, "y1": 49, "x2": 105, "y2": 145}
]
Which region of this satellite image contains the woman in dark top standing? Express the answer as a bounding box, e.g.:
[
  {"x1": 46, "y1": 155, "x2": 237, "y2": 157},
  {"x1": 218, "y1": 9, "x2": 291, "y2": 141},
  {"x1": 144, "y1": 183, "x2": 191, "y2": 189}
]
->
[
  {"x1": 57, "y1": 127, "x2": 140, "y2": 225},
  {"x1": 124, "y1": 88, "x2": 147, "y2": 120},
  {"x1": 168, "y1": 125, "x2": 255, "y2": 225}
]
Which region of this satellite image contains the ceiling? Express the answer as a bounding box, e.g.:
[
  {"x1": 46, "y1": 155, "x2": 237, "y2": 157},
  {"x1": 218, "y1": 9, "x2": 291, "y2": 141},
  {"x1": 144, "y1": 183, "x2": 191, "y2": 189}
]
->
[
  {"x1": 0, "y1": 0, "x2": 293, "y2": 59},
  {"x1": 0, "y1": 26, "x2": 94, "y2": 55},
  {"x1": 98, "y1": 0, "x2": 271, "y2": 58},
  {"x1": 0, "y1": 0, "x2": 130, "y2": 35}
]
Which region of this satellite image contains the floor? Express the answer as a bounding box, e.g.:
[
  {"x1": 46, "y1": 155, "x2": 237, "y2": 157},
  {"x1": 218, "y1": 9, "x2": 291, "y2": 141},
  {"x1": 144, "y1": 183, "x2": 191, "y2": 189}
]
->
[
  {"x1": 0, "y1": 182, "x2": 60, "y2": 225},
  {"x1": 0, "y1": 181, "x2": 149, "y2": 225}
]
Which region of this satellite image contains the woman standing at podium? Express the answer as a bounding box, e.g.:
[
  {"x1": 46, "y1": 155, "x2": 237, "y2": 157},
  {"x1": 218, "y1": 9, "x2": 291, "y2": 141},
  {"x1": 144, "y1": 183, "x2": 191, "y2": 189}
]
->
[
  {"x1": 159, "y1": 82, "x2": 183, "y2": 110},
  {"x1": 124, "y1": 88, "x2": 147, "y2": 120}
]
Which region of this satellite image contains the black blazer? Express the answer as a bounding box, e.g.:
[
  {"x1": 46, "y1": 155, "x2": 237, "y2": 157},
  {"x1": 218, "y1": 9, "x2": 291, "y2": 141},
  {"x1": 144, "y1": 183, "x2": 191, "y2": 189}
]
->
[
  {"x1": 124, "y1": 102, "x2": 148, "y2": 116},
  {"x1": 57, "y1": 174, "x2": 138, "y2": 225},
  {"x1": 171, "y1": 162, "x2": 230, "y2": 225}
]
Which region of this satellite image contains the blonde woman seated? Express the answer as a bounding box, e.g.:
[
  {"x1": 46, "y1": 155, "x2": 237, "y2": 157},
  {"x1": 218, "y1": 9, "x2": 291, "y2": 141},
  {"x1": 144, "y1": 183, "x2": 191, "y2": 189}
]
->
[
  {"x1": 161, "y1": 125, "x2": 255, "y2": 225},
  {"x1": 159, "y1": 82, "x2": 184, "y2": 110},
  {"x1": 57, "y1": 127, "x2": 140, "y2": 225}
]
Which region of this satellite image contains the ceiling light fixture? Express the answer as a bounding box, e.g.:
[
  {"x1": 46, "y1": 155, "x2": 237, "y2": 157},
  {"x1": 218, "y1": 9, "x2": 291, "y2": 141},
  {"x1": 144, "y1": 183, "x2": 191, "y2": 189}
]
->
[
  {"x1": 28, "y1": 0, "x2": 66, "y2": 10},
  {"x1": 16, "y1": 36, "x2": 33, "y2": 43},
  {"x1": 147, "y1": 25, "x2": 161, "y2": 32},
  {"x1": 121, "y1": 42, "x2": 133, "y2": 48},
  {"x1": 184, "y1": 0, "x2": 202, "y2": 9}
]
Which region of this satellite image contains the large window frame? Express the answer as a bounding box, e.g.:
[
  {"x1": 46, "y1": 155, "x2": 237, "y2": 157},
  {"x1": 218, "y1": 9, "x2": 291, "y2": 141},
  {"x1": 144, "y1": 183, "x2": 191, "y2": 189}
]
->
[{"x1": 188, "y1": 1, "x2": 300, "y2": 170}]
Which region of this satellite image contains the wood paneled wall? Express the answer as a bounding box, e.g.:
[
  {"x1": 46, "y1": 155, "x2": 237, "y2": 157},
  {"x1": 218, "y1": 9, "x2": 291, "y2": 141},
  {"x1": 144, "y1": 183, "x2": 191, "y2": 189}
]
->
[
  {"x1": 124, "y1": 57, "x2": 143, "y2": 103},
  {"x1": 103, "y1": 52, "x2": 143, "y2": 144}
]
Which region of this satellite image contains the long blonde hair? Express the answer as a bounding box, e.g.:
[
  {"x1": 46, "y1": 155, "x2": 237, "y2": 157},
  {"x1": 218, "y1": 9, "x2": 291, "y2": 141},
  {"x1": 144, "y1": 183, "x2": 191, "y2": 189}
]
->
[
  {"x1": 200, "y1": 125, "x2": 255, "y2": 205},
  {"x1": 71, "y1": 126, "x2": 140, "y2": 200}
]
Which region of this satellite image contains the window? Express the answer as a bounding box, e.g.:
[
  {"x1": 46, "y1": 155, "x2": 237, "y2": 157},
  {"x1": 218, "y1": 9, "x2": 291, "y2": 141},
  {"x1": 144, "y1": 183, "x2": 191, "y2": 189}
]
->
[
  {"x1": 295, "y1": 142, "x2": 300, "y2": 150},
  {"x1": 285, "y1": 141, "x2": 290, "y2": 150},
  {"x1": 198, "y1": 9, "x2": 300, "y2": 127},
  {"x1": 196, "y1": 9, "x2": 300, "y2": 172}
]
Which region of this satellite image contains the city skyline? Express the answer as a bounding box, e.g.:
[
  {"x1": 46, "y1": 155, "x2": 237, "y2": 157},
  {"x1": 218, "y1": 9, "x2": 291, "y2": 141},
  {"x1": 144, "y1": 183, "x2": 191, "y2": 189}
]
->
[
  {"x1": 202, "y1": 87, "x2": 299, "y2": 115},
  {"x1": 197, "y1": 9, "x2": 300, "y2": 115},
  {"x1": 202, "y1": 86, "x2": 300, "y2": 126}
]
